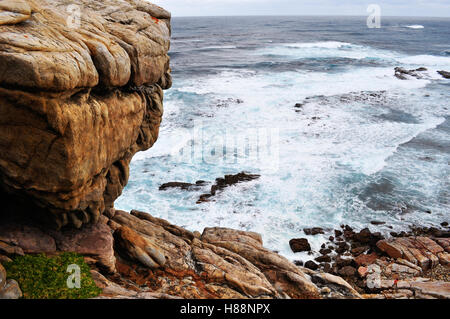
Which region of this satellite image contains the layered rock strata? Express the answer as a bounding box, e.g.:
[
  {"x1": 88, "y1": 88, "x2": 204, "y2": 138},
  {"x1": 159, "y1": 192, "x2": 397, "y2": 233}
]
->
[
  {"x1": 0, "y1": 0, "x2": 171, "y2": 228},
  {"x1": 0, "y1": 209, "x2": 363, "y2": 299}
]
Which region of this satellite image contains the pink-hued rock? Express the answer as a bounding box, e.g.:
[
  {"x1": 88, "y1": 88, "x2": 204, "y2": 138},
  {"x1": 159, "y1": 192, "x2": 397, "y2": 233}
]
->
[
  {"x1": 377, "y1": 240, "x2": 403, "y2": 259},
  {"x1": 48, "y1": 223, "x2": 116, "y2": 273},
  {"x1": 376, "y1": 237, "x2": 449, "y2": 270},
  {"x1": 0, "y1": 223, "x2": 56, "y2": 254},
  {"x1": 358, "y1": 266, "x2": 368, "y2": 278}
]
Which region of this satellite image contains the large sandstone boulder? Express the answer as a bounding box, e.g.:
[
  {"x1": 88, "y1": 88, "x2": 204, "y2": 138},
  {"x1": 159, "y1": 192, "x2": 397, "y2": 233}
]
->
[{"x1": 0, "y1": 0, "x2": 171, "y2": 228}]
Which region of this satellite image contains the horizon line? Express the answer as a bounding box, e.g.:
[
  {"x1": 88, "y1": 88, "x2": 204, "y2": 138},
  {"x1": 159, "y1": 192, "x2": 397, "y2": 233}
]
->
[{"x1": 171, "y1": 14, "x2": 450, "y2": 19}]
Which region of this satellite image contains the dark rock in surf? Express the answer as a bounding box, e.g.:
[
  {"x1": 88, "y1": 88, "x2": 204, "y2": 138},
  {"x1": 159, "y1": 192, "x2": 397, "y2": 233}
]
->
[
  {"x1": 304, "y1": 227, "x2": 325, "y2": 236},
  {"x1": 437, "y1": 70, "x2": 450, "y2": 79},
  {"x1": 159, "y1": 181, "x2": 207, "y2": 191},
  {"x1": 290, "y1": 238, "x2": 311, "y2": 253},
  {"x1": 394, "y1": 66, "x2": 427, "y2": 80},
  {"x1": 197, "y1": 172, "x2": 260, "y2": 204},
  {"x1": 315, "y1": 255, "x2": 332, "y2": 263},
  {"x1": 338, "y1": 266, "x2": 357, "y2": 277},
  {"x1": 305, "y1": 261, "x2": 319, "y2": 271}
]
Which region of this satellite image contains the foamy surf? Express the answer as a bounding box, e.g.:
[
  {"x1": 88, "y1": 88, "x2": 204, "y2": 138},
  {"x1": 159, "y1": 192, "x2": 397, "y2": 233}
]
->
[
  {"x1": 405, "y1": 25, "x2": 425, "y2": 29},
  {"x1": 117, "y1": 16, "x2": 450, "y2": 260}
]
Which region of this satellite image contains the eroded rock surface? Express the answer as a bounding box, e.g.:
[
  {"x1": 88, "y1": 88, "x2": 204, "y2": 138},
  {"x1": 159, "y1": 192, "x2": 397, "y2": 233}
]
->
[
  {"x1": 0, "y1": 0, "x2": 171, "y2": 228},
  {"x1": 103, "y1": 210, "x2": 364, "y2": 299}
]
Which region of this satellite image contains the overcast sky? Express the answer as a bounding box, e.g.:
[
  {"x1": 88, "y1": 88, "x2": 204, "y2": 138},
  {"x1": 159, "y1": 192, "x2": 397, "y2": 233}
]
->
[{"x1": 151, "y1": 0, "x2": 450, "y2": 17}]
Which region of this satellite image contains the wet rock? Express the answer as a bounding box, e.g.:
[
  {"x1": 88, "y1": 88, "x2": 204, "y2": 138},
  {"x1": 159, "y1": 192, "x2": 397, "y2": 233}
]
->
[
  {"x1": 441, "y1": 222, "x2": 449, "y2": 227},
  {"x1": 197, "y1": 172, "x2": 260, "y2": 204},
  {"x1": 350, "y1": 246, "x2": 368, "y2": 256},
  {"x1": 353, "y1": 228, "x2": 372, "y2": 244},
  {"x1": 395, "y1": 67, "x2": 427, "y2": 80},
  {"x1": 344, "y1": 225, "x2": 353, "y2": 232},
  {"x1": 160, "y1": 182, "x2": 197, "y2": 191},
  {"x1": 304, "y1": 227, "x2": 325, "y2": 235},
  {"x1": 335, "y1": 230, "x2": 343, "y2": 237},
  {"x1": 336, "y1": 242, "x2": 349, "y2": 254},
  {"x1": 159, "y1": 181, "x2": 207, "y2": 191},
  {"x1": 437, "y1": 70, "x2": 450, "y2": 79},
  {"x1": 323, "y1": 263, "x2": 332, "y2": 273},
  {"x1": 320, "y1": 248, "x2": 332, "y2": 255},
  {"x1": 371, "y1": 221, "x2": 385, "y2": 226},
  {"x1": 335, "y1": 256, "x2": 354, "y2": 268},
  {"x1": 315, "y1": 255, "x2": 331, "y2": 263},
  {"x1": 354, "y1": 253, "x2": 379, "y2": 267},
  {"x1": 216, "y1": 98, "x2": 244, "y2": 108},
  {"x1": 305, "y1": 261, "x2": 319, "y2": 271},
  {"x1": 289, "y1": 238, "x2": 311, "y2": 253},
  {"x1": 338, "y1": 266, "x2": 356, "y2": 277}
]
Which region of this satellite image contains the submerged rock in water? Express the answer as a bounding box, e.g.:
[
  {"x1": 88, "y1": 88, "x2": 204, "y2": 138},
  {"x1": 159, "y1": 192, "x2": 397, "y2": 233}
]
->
[
  {"x1": 290, "y1": 238, "x2": 312, "y2": 252},
  {"x1": 159, "y1": 181, "x2": 207, "y2": 191},
  {"x1": 304, "y1": 227, "x2": 325, "y2": 235},
  {"x1": 394, "y1": 67, "x2": 428, "y2": 80},
  {"x1": 0, "y1": 0, "x2": 172, "y2": 228},
  {"x1": 197, "y1": 172, "x2": 260, "y2": 203},
  {"x1": 437, "y1": 70, "x2": 450, "y2": 79}
]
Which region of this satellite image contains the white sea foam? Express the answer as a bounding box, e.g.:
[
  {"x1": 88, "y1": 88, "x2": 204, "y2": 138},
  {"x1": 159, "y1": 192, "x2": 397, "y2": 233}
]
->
[
  {"x1": 405, "y1": 25, "x2": 425, "y2": 29},
  {"x1": 119, "y1": 37, "x2": 450, "y2": 261},
  {"x1": 198, "y1": 45, "x2": 237, "y2": 50},
  {"x1": 255, "y1": 41, "x2": 399, "y2": 62},
  {"x1": 283, "y1": 41, "x2": 353, "y2": 49}
]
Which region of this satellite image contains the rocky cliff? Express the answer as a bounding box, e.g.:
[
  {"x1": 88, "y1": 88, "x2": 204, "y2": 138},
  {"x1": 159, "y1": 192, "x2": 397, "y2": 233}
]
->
[
  {"x1": 0, "y1": 0, "x2": 171, "y2": 228},
  {"x1": 2, "y1": 0, "x2": 446, "y2": 301}
]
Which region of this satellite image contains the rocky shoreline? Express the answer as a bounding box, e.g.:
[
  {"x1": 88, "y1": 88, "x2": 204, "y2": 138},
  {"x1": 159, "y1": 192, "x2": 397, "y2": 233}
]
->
[
  {"x1": 288, "y1": 223, "x2": 449, "y2": 299},
  {"x1": 0, "y1": 208, "x2": 361, "y2": 299},
  {"x1": 1, "y1": 208, "x2": 448, "y2": 299},
  {"x1": 0, "y1": 0, "x2": 449, "y2": 300}
]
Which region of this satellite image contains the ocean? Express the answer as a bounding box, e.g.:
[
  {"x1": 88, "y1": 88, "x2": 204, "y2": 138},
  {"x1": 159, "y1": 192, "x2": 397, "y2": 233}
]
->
[{"x1": 116, "y1": 16, "x2": 450, "y2": 261}]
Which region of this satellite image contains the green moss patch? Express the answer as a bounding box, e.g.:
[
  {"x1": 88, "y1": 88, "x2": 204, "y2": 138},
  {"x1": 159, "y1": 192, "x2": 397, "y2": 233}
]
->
[{"x1": 4, "y1": 252, "x2": 102, "y2": 299}]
